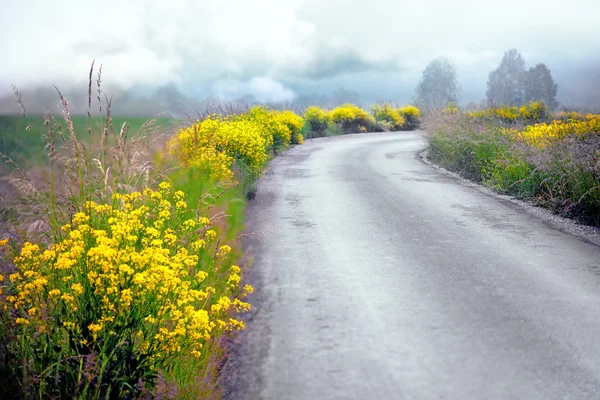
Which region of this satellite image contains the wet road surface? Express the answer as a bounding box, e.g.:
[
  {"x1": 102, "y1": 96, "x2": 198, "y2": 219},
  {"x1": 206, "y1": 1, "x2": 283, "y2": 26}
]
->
[{"x1": 223, "y1": 131, "x2": 600, "y2": 400}]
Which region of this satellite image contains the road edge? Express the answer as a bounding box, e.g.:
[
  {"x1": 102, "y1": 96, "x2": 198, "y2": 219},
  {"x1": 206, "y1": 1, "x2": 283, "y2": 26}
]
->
[{"x1": 419, "y1": 148, "x2": 600, "y2": 248}]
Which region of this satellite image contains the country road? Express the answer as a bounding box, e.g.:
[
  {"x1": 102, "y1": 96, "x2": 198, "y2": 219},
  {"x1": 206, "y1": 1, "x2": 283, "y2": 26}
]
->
[{"x1": 223, "y1": 131, "x2": 600, "y2": 400}]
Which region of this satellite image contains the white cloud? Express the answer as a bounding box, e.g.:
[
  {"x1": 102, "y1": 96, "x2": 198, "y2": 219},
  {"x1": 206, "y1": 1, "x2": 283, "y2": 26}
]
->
[{"x1": 1, "y1": 0, "x2": 600, "y2": 101}]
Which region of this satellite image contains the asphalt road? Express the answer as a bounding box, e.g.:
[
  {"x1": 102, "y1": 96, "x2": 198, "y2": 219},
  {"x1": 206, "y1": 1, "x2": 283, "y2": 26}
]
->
[{"x1": 223, "y1": 131, "x2": 600, "y2": 400}]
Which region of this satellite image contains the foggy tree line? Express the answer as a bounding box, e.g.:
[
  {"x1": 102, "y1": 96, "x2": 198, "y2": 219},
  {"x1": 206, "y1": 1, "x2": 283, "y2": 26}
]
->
[
  {"x1": 0, "y1": 84, "x2": 363, "y2": 117},
  {"x1": 414, "y1": 49, "x2": 559, "y2": 110}
]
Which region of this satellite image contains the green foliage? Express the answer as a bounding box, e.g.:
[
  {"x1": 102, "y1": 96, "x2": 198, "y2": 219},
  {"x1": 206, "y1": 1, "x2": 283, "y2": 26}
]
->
[
  {"x1": 427, "y1": 109, "x2": 600, "y2": 225},
  {"x1": 0, "y1": 115, "x2": 175, "y2": 172}
]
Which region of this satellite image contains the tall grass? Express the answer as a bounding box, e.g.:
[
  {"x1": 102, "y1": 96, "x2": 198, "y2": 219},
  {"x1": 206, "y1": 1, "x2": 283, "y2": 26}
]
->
[
  {"x1": 426, "y1": 108, "x2": 600, "y2": 225},
  {"x1": 0, "y1": 64, "x2": 264, "y2": 398}
]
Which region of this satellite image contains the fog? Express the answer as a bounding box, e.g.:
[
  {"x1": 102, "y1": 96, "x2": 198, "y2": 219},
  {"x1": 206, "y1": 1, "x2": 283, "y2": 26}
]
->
[{"x1": 1, "y1": 0, "x2": 600, "y2": 114}]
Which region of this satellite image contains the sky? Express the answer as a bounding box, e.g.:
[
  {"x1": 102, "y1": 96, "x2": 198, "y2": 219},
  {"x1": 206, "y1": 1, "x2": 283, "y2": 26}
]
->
[{"x1": 1, "y1": 0, "x2": 600, "y2": 107}]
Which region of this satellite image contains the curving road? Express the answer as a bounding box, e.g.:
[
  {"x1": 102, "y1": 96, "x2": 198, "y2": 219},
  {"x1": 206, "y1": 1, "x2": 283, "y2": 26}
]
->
[{"x1": 223, "y1": 131, "x2": 600, "y2": 400}]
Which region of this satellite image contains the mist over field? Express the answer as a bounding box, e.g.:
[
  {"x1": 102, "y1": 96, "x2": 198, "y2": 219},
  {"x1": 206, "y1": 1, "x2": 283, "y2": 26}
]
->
[{"x1": 1, "y1": 0, "x2": 600, "y2": 114}]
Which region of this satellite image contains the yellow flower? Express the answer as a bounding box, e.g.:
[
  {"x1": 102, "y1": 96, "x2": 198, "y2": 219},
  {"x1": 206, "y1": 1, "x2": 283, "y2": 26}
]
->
[
  {"x1": 192, "y1": 240, "x2": 206, "y2": 251},
  {"x1": 72, "y1": 212, "x2": 90, "y2": 225},
  {"x1": 205, "y1": 230, "x2": 217, "y2": 241},
  {"x1": 71, "y1": 283, "x2": 84, "y2": 295},
  {"x1": 63, "y1": 321, "x2": 75, "y2": 329},
  {"x1": 199, "y1": 217, "x2": 210, "y2": 226},
  {"x1": 218, "y1": 245, "x2": 232, "y2": 256},
  {"x1": 61, "y1": 293, "x2": 75, "y2": 303},
  {"x1": 183, "y1": 219, "x2": 196, "y2": 230},
  {"x1": 88, "y1": 323, "x2": 103, "y2": 338},
  {"x1": 158, "y1": 181, "x2": 171, "y2": 191},
  {"x1": 5, "y1": 178, "x2": 254, "y2": 381}
]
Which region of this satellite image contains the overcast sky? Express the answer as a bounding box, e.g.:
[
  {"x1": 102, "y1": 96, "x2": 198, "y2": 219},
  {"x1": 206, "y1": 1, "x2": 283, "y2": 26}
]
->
[{"x1": 2, "y1": 0, "x2": 600, "y2": 105}]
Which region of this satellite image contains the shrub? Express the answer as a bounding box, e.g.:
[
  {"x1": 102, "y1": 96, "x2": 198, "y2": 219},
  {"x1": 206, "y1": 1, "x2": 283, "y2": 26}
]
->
[
  {"x1": 303, "y1": 106, "x2": 330, "y2": 138},
  {"x1": 329, "y1": 104, "x2": 376, "y2": 133},
  {"x1": 275, "y1": 110, "x2": 304, "y2": 144},
  {"x1": 169, "y1": 107, "x2": 304, "y2": 192},
  {"x1": 503, "y1": 115, "x2": 600, "y2": 148},
  {"x1": 170, "y1": 115, "x2": 269, "y2": 184},
  {"x1": 398, "y1": 105, "x2": 422, "y2": 130},
  {"x1": 466, "y1": 101, "x2": 549, "y2": 124},
  {"x1": 371, "y1": 104, "x2": 406, "y2": 131},
  {"x1": 244, "y1": 106, "x2": 291, "y2": 150}
]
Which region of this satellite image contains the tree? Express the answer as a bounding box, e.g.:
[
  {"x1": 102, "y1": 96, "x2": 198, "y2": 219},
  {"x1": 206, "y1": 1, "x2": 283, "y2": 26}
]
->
[
  {"x1": 486, "y1": 49, "x2": 526, "y2": 106},
  {"x1": 414, "y1": 58, "x2": 459, "y2": 110},
  {"x1": 523, "y1": 63, "x2": 558, "y2": 110}
]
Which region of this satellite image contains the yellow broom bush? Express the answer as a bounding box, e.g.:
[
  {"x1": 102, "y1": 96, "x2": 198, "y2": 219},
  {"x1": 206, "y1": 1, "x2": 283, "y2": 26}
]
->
[
  {"x1": 371, "y1": 104, "x2": 406, "y2": 131},
  {"x1": 303, "y1": 106, "x2": 331, "y2": 137},
  {"x1": 276, "y1": 110, "x2": 304, "y2": 144},
  {"x1": 330, "y1": 104, "x2": 375, "y2": 133}
]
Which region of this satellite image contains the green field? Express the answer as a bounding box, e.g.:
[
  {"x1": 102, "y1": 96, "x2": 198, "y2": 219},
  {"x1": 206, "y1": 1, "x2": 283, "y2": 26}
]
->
[{"x1": 0, "y1": 115, "x2": 179, "y2": 172}]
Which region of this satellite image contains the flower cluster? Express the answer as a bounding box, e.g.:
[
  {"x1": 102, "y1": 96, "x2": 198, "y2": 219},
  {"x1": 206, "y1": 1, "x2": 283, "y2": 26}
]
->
[
  {"x1": 466, "y1": 101, "x2": 549, "y2": 123},
  {"x1": 398, "y1": 105, "x2": 422, "y2": 130},
  {"x1": 303, "y1": 106, "x2": 331, "y2": 136},
  {"x1": 170, "y1": 108, "x2": 304, "y2": 183},
  {"x1": 371, "y1": 103, "x2": 406, "y2": 131},
  {"x1": 276, "y1": 110, "x2": 305, "y2": 144},
  {"x1": 330, "y1": 103, "x2": 375, "y2": 133},
  {"x1": 1, "y1": 182, "x2": 251, "y2": 396},
  {"x1": 503, "y1": 114, "x2": 600, "y2": 148}
]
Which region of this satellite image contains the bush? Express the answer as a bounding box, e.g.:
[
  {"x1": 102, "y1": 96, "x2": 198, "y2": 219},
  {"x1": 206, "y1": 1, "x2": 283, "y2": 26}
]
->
[
  {"x1": 466, "y1": 101, "x2": 549, "y2": 124},
  {"x1": 275, "y1": 110, "x2": 304, "y2": 144},
  {"x1": 371, "y1": 104, "x2": 406, "y2": 131},
  {"x1": 329, "y1": 104, "x2": 376, "y2": 133},
  {"x1": 169, "y1": 107, "x2": 305, "y2": 193},
  {"x1": 303, "y1": 106, "x2": 330, "y2": 138},
  {"x1": 244, "y1": 106, "x2": 292, "y2": 151},
  {"x1": 398, "y1": 105, "x2": 422, "y2": 130}
]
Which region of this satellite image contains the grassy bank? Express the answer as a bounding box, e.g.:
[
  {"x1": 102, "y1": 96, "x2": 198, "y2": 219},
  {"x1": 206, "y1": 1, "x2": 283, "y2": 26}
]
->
[
  {"x1": 0, "y1": 77, "x2": 304, "y2": 398},
  {"x1": 0, "y1": 115, "x2": 179, "y2": 172},
  {"x1": 426, "y1": 103, "x2": 600, "y2": 225}
]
